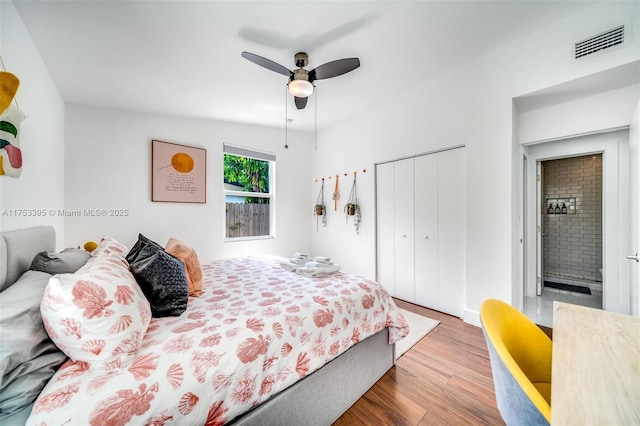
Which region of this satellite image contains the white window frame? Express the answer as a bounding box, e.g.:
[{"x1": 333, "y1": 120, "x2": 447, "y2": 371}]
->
[{"x1": 223, "y1": 144, "x2": 275, "y2": 241}]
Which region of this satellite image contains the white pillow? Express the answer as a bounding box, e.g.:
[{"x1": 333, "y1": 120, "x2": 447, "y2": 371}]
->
[{"x1": 40, "y1": 236, "x2": 151, "y2": 370}]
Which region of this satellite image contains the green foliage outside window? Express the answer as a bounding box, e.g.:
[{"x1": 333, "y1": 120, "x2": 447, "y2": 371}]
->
[{"x1": 223, "y1": 154, "x2": 270, "y2": 204}]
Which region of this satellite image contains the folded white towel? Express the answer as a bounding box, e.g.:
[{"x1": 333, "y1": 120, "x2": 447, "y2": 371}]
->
[
  {"x1": 296, "y1": 263, "x2": 341, "y2": 277},
  {"x1": 282, "y1": 254, "x2": 334, "y2": 273},
  {"x1": 288, "y1": 257, "x2": 310, "y2": 265},
  {"x1": 280, "y1": 260, "x2": 299, "y2": 272}
]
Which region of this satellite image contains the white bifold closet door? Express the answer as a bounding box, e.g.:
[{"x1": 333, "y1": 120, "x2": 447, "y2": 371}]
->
[
  {"x1": 376, "y1": 147, "x2": 465, "y2": 317},
  {"x1": 414, "y1": 154, "x2": 439, "y2": 309}
]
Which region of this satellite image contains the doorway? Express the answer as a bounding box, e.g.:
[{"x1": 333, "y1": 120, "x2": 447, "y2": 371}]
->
[
  {"x1": 538, "y1": 154, "x2": 604, "y2": 312},
  {"x1": 523, "y1": 130, "x2": 630, "y2": 327}
]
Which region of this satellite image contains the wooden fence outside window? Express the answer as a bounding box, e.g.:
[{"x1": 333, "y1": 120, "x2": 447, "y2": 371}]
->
[{"x1": 225, "y1": 203, "x2": 270, "y2": 238}]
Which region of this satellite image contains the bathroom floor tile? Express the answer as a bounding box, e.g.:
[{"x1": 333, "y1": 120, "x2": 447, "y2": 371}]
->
[{"x1": 523, "y1": 287, "x2": 603, "y2": 328}]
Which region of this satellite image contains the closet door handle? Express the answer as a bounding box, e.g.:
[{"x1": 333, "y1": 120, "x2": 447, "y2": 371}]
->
[{"x1": 627, "y1": 253, "x2": 639, "y2": 263}]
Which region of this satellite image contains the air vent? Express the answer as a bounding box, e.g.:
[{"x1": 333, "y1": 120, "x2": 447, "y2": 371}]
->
[{"x1": 574, "y1": 25, "x2": 626, "y2": 59}]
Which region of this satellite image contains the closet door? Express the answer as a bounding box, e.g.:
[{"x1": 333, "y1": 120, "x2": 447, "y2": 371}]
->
[
  {"x1": 393, "y1": 158, "x2": 415, "y2": 302},
  {"x1": 437, "y1": 148, "x2": 465, "y2": 317},
  {"x1": 376, "y1": 162, "x2": 396, "y2": 295},
  {"x1": 414, "y1": 154, "x2": 439, "y2": 309}
]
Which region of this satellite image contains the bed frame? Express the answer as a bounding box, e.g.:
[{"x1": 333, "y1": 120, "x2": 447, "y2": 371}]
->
[
  {"x1": 0, "y1": 226, "x2": 395, "y2": 425},
  {"x1": 233, "y1": 327, "x2": 393, "y2": 425},
  {"x1": 0, "y1": 226, "x2": 55, "y2": 292}
]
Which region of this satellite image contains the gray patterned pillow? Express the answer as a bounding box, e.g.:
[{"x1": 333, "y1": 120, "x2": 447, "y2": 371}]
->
[
  {"x1": 128, "y1": 242, "x2": 188, "y2": 318},
  {"x1": 125, "y1": 233, "x2": 163, "y2": 265}
]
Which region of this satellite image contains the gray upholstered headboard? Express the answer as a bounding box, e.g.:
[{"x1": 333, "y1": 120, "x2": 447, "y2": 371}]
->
[{"x1": 0, "y1": 226, "x2": 55, "y2": 292}]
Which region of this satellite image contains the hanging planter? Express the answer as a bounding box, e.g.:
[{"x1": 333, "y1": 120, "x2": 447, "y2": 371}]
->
[
  {"x1": 314, "y1": 178, "x2": 327, "y2": 230},
  {"x1": 344, "y1": 172, "x2": 362, "y2": 233},
  {"x1": 345, "y1": 203, "x2": 357, "y2": 216}
]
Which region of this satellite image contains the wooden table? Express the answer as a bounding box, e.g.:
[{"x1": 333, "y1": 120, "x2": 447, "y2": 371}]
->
[{"x1": 551, "y1": 302, "x2": 640, "y2": 425}]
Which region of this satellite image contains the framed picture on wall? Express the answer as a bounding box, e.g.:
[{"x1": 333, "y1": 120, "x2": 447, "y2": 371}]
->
[{"x1": 152, "y1": 139, "x2": 206, "y2": 203}]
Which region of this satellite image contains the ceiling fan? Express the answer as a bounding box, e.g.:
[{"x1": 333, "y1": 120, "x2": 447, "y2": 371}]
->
[{"x1": 241, "y1": 51, "x2": 360, "y2": 110}]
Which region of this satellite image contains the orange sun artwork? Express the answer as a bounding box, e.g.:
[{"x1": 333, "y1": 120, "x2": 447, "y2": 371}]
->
[{"x1": 171, "y1": 152, "x2": 195, "y2": 173}]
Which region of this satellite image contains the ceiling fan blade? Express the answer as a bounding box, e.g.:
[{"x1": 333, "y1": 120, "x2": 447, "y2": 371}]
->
[
  {"x1": 241, "y1": 51, "x2": 292, "y2": 76},
  {"x1": 309, "y1": 58, "x2": 360, "y2": 81},
  {"x1": 294, "y1": 96, "x2": 308, "y2": 110}
]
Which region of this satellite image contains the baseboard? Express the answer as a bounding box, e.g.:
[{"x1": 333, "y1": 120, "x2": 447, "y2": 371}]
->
[{"x1": 463, "y1": 309, "x2": 481, "y2": 327}]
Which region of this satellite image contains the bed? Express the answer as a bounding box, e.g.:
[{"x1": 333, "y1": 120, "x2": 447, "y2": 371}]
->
[{"x1": 0, "y1": 226, "x2": 408, "y2": 425}]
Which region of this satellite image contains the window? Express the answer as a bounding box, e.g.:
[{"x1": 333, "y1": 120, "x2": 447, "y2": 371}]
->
[{"x1": 223, "y1": 144, "x2": 275, "y2": 239}]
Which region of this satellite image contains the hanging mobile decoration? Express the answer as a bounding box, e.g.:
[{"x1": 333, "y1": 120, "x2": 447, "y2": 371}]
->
[
  {"x1": 0, "y1": 56, "x2": 25, "y2": 179},
  {"x1": 345, "y1": 171, "x2": 361, "y2": 233},
  {"x1": 332, "y1": 174, "x2": 340, "y2": 211},
  {"x1": 314, "y1": 178, "x2": 327, "y2": 230}
]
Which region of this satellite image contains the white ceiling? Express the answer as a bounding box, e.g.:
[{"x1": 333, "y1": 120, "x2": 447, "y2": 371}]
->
[{"x1": 12, "y1": 0, "x2": 597, "y2": 131}]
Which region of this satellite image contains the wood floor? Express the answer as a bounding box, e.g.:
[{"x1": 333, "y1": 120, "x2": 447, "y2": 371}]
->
[{"x1": 333, "y1": 299, "x2": 505, "y2": 425}]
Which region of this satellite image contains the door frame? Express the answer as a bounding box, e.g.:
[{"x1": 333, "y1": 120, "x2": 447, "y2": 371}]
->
[
  {"x1": 523, "y1": 129, "x2": 630, "y2": 314},
  {"x1": 630, "y1": 103, "x2": 640, "y2": 316},
  {"x1": 536, "y1": 161, "x2": 543, "y2": 296}
]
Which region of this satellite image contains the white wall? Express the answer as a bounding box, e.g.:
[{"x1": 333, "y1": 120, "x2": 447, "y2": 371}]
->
[
  {"x1": 518, "y1": 83, "x2": 640, "y2": 144},
  {"x1": 312, "y1": 1, "x2": 640, "y2": 324},
  {"x1": 64, "y1": 104, "x2": 313, "y2": 261},
  {"x1": 0, "y1": 1, "x2": 65, "y2": 242}
]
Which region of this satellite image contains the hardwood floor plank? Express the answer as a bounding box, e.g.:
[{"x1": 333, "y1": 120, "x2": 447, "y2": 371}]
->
[
  {"x1": 336, "y1": 368, "x2": 428, "y2": 426},
  {"x1": 334, "y1": 300, "x2": 505, "y2": 425}
]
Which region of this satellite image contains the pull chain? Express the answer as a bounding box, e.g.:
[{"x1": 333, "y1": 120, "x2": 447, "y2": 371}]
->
[{"x1": 284, "y1": 84, "x2": 288, "y2": 149}]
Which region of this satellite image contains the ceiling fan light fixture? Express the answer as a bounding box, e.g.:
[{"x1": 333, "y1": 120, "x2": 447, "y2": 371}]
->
[
  {"x1": 288, "y1": 79, "x2": 314, "y2": 97},
  {"x1": 241, "y1": 51, "x2": 360, "y2": 109}
]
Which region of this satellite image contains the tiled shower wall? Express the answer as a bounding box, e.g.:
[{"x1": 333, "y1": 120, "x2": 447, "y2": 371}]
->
[{"x1": 542, "y1": 154, "x2": 602, "y2": 289}]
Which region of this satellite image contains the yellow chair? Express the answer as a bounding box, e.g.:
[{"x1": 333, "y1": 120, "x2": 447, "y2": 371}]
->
[{"x1": 479, "y1": 299, "x2": 552, "y2": 425}]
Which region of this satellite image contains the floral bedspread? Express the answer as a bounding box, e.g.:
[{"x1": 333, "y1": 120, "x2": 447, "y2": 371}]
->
[{"x1": 27, "y1": 256, "x2": 408, "y2": 425}]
